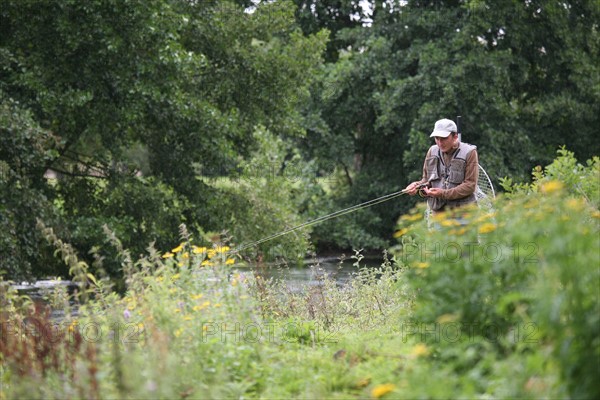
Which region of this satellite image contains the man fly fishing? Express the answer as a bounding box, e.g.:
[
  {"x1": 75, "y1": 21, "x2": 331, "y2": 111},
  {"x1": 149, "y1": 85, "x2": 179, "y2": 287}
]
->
[{"x1": 404, "y1": 118, "x2": 478, "y2": 215}]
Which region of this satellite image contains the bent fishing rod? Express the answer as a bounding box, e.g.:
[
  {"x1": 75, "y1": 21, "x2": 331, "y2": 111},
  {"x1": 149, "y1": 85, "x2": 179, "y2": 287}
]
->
[{"x1": 235, "y1": 184, "x2": 430, "y2": 253}]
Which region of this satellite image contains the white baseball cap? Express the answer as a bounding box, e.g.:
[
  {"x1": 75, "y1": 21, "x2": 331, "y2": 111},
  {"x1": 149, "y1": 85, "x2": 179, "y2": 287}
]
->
[{"x1": 430, "y1": 118, "x2": 457, "y2": 138}]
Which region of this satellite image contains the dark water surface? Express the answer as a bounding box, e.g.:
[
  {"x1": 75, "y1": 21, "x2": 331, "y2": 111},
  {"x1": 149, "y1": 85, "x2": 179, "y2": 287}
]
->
[{"x1": 239, "y1": 254, "x2": 385, "y2": 292}]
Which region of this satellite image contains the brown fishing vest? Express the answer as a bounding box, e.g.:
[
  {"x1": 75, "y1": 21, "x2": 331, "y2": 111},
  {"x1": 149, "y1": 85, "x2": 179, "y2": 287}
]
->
[{"x1": 424, "y1": 142, "x2": 477, "y2": 211}]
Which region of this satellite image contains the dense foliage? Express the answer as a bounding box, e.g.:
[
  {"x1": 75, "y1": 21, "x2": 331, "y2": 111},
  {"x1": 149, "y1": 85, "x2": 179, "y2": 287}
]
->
[
  {"x1": 1, "y1": 0, "x2": 598, "y2": 280},
  {"x1": 1, "y1": 152, "x2": 598, "y2": 398}
]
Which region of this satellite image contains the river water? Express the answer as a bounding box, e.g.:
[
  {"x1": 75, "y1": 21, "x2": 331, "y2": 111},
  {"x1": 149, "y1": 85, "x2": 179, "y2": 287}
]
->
[
  {"x1": 242, "y1": 253, "x2": 385, "y2": 292},
  {"x1": 9, "y1": 254, "x2": 386, "y2": 312}
]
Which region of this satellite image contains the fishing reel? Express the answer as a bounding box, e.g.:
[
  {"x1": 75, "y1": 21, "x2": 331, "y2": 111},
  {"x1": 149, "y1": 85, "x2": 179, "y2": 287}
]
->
[{"x1": 416, "y1": 183, "x2": 430, "y2": 198}]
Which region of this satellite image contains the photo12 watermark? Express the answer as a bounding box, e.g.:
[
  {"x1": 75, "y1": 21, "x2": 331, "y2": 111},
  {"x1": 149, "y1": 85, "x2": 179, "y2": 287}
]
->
[
  {"x1": 0, "y1": 320, "x2": 146, "y2": 345},
  {"x1": 400, "y1": 241, "x2": 540, "y2": 264},
  {"x1": 200, "y1": 321, "x2": 338, "y2": 344},
  {"x1": 400, "y1": 322, "x2": 540, "y2": 344}
]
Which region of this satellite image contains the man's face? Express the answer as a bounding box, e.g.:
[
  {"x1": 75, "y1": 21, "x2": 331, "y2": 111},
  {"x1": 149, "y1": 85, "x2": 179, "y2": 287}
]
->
[{"x1": 434, "y1": 133, "x2": 457, "y2": 153}]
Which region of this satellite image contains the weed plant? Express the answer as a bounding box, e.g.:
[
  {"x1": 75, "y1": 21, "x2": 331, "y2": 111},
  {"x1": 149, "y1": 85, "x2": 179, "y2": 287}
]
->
[{"x1": 1, "y1": 150, "x2": 598, "y2": 399}]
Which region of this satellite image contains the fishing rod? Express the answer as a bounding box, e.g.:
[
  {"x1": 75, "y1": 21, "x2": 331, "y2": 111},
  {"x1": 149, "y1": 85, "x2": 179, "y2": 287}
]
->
[
  {"x1": 235, "y1": 115, "x2": 490, "y2": 253},
  {"x1": 236, "y1": 187, "x2": 418, "y2": 252}
]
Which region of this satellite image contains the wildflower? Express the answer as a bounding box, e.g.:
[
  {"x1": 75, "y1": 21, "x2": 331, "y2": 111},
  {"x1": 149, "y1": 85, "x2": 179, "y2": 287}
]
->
[
  {"x1": 191, "y1": 294, "x2": 204, "y2": 300},
  {"x1": 156, "y1": 276, "x2": 164, "y2": 282},
  {"x1": 172, "y1": 244, "x2": 184, "y2": 253},
  {"x1": 171, "y1": 273, "x2": 180, "y2": 281},
  {"x1": 123, "y1": 309, "x2": 131, "y2": 320},
  {"x1": 206, "y1": 249, "x2": 216, "y2": 259},
  {"x1": 192, "y1": 246, "x2": 207, "y2": 254},
  {"x1": 193, "y1": 301, "x2": 211, "y2": 312},
  {"x1": 432, "y1": 212, "x2": 448, "y2": 223},
  {"x1": 566, "y1": 198, "x2": 585, "y2": 211},
  {"x1": 441, "y1": 219, "x2": 460, "y2": 227},
  {"x1": 68, "y1": 320, "x2": 79, "y2": 333},
  {"x1": 414, "y1": 262, "x2": 429, "y2": 269},
  {"x1": 478, "y1": 222, "x2": 496, "y2": 234},
  {"x1": 393, "y1": 228, "x2": 409, "y2": 238},
  {"x1": 592, "y1": 210, "x2": 600, "y2": 219},
  {"x1": 401, "y1": 213, "x2": 422, "y2": 222},
  {"x1": 184, "y1": 315, "x2": 193, "y2": 321},
  {"x1": 371, "y1": 383, "x2": 396, "y2": 398},
  {"x1": 162, "y1": 252, "x2": 174, "y2": 259},
  {"x1": 182, "y1": 252, "x2": 190, "y2": 259},
  {"x1": 225, "y1": 258, "x2": 235, "y2": 265},
  {"x1": 174, "y1": 328, "x2": 182, "y2": 338},
  {"x1": 201, "y1": 260, "x2": 213, "y2": 267},
  {"x1": 216, "y1": 245, "x2": 230, "y2": 253},
  {"x1": 540, "y1": 180, "x2": 563, "y2": 194},
  {"x1": 410, "y1": 343, "x2": 430, "y2": 357}
]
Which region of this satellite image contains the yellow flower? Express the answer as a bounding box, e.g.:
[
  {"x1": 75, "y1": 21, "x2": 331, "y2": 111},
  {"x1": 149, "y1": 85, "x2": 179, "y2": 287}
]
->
[
  {"x1": 566, "y1": 198, "x2": 585, "y2": 211},
  {"x1": 414, "y1": 262, "x2": 429, "y2": 269},
  {"x1": 432, "y1": 212, "x2": 448, "y2": 223},
  {"x1": 441, "y1": 219, "x2": 460, "y2": 227},
  {"x1": 183, "y1": 315, "x2": 193, "y2": 321},
  {"x1": 401, "y1": 213, "x2": 422, "y2": 222},
  {"x1": 206, "y1": 249, "x2": 216, "y2": 259},
  {"x1": 171, "y1": 273, "x2": 180, "y2": 281},
  {"x1": 191, "y1": 294, "x2": 204, "y2": 300},
  {"x1": 68, "y1": 320, "x2": 79, "y2": 332},
  {"x1": 393, "y1": 228, "x2": 409, "y2": 238},
  {"x1": 156, "y1": 276, "x2": 164, "y2": 282},
  {"x1": 174, "y1": 328, "x2": 182, "y2": 338},
  {"x1": 540, "y1": 180, "x2": 563, "y2": 194},
  {"x1": 592, "y1": 210, "x2": 600, "y2": 219},
  {"x1": 225, "y1": 258, "x2": 235, "y2": 265},
  {"x1": 182, "y1": 252, "x2": 190, "y2": 259},
  {"x1": 410, "y1": 343, "x2": 430, "y2": 357},
  {"x1": 172, "y1": 244, "x2": 184, "y2": 253},
  {"x1": 201, "y1": 260, "x2": 213, "y2": 267},
  {"x1": 162, "y1": 252, "x2": 174, "y2": 259},
  {"x1": 192, "y1": 246, "x2": 207, "y2": 254},
  {"x1": 216, "y1": 245, "x2": 231, "y2": 253},
  {"x1": 193, "y1": 301, "x2": 211, "y2": 312},
  {"x1": 371, "y1": 383, "x2": 396, "y2": 398},
  {"x1": 478, "y1": 222, "x2": 496, "y2": 234}
]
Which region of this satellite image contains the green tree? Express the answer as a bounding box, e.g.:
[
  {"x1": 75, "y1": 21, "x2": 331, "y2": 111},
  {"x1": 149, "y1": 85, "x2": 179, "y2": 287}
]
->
[
  {"x1": 301, "y1": 0, "x2": 599, "y2": 250},
  {"x1": 0, "y1": 93, "x2": 62, "y2": 279},
  {"x1": 0, "y1": 0, "x2": 326, "y2": 279}
]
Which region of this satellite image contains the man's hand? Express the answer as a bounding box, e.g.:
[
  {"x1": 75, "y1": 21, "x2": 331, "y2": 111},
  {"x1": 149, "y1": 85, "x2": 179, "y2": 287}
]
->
[
  {"x1": 423, "y1": 187, "x2": 445, "y2": 198},
  {"x1": 404, "y1": 182, "x2": 421, "y2": 196}
]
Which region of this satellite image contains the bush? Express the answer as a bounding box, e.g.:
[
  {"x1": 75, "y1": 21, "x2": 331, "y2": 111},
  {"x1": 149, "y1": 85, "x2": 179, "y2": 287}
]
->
[{"x1": 395, "y1": 150, "x2": 600, "y2": 398}]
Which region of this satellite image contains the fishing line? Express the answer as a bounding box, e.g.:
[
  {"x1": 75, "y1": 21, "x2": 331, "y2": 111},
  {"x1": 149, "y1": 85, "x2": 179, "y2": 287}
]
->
[{"x1": 236, "y1": 188, "x2": 411, "y2": 252}]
